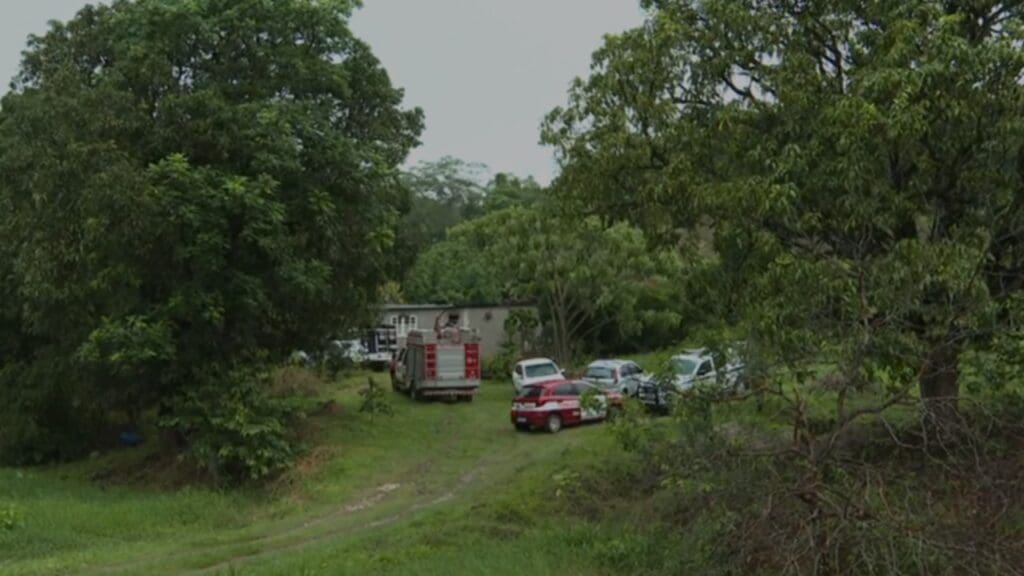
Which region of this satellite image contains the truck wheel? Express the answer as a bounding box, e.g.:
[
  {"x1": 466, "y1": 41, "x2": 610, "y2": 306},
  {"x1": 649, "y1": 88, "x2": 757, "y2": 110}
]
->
[{"x1": 545, "y1": 414, "x2": 563, "y2": 434}]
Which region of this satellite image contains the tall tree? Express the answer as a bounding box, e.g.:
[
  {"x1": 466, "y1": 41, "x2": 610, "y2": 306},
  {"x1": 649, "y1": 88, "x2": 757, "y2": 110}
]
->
[
  {"x1": 0, "y1": 0, "x2": 422, "y2": 475},
  {"x1": 405, "y1": 207, "x2": 683, "y2": 362},
  {"x1": 545, "y1": 0, "x2": 1024, "y2": 419},
  {"x1": 391, "y1": 157, "x2": 488, "y2": 280}
]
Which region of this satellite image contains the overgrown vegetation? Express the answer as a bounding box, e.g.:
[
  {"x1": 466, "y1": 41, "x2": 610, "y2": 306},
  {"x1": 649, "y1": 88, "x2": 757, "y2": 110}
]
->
[{"x1": 0, "y1": 0, "x2": 421, "y2": 480}]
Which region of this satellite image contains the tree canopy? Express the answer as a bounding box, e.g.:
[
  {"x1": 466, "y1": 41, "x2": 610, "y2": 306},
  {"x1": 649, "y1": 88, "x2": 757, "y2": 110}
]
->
[
  {"x1": 0, "y1": 0, "x2": 422, "y2": 477},
  {"x1": 544, "y1": 0, "x2": 1024, "y2": 417},
  {"x1": 405, "y1": 206, "x2": 683, "y2": 361}
]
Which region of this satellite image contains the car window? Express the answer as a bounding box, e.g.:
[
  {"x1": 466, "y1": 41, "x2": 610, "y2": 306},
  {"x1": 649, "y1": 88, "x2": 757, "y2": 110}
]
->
[
  {"x1": 526, "y1": 363, "x2": 560, "y2": 378},
  {"x1": 633, "y1": 363, "x2": 644, "y2": 374},
  {"x1": 520, "y1": 386, "x2": 543, "y2": 398},
  {"x1": 514, "y1": 365, "x2": 524, "y2": 376},
  {"x1": 553, "y1": 383, "x2": 576, "y2": 396},
  {"x1": 671, "y1": 358, "x2": 698, "y2": 375},
  {"x1": 573, "y1": 382, "x2": 596, "y2": 396},
  {"x1": 584, "y1": 366, "x2": 613, "y2": 379},
  {"x1": 697, "y1": 360, "x2": 713, "y2": 376}
]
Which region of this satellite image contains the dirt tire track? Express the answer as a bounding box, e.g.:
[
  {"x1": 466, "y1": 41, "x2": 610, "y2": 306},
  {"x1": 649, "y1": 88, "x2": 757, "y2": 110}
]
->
[{"x1": 82, "y1": 458, "x2": 490, "y2": 576}]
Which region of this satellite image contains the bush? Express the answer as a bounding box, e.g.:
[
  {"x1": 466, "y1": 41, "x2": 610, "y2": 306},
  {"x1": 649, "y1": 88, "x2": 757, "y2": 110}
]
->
[
  {"x1": 0, "y1": 360, "x2": 106, "y2": 465},
  {"x1": 161, "y1": 369, "x2": 306, "y2": 484},
  {"x1": 482, "y1": 346, "x2": 517, "y2": 380},
  {"x1": 358, "y1": 377, "x2": 393, "y2": 418}
]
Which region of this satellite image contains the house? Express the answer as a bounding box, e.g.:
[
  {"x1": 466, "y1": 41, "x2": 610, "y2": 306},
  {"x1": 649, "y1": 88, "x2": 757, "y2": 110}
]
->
[{"x1": 379, "y1": 303, "x2": 535, "y2": 361}]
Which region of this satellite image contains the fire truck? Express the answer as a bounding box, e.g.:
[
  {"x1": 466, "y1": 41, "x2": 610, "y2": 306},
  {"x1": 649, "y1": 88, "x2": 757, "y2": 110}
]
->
[{"x1": 391, "y1": 327, "x2": 481, "y2": 401}]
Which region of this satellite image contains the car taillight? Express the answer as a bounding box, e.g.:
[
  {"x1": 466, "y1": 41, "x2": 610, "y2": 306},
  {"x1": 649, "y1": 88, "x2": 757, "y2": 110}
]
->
[
  {"x1": 425, "y1": 344, "x2": 437, "y2": 379},
  {"x1": 464, "y1": 343, "x2": 480, "y2": 379}
]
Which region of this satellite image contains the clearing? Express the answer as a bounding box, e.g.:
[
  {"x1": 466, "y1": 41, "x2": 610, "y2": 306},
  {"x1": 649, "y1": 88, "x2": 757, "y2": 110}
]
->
[{"x1": 0, "y1": 374, "x2": 625, "y2": 576}]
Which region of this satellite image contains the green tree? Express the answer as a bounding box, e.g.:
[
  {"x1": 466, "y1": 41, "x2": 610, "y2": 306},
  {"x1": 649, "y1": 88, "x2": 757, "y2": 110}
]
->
[
  {"x1": 0, "y1": 0, "x2": 422, "y2": 476},
  {"x1": 405, "y1": 206, "x2": 683, "y2": 362},
  {"x1": 391, "y1": 157, "x2": 487, "y2": 281},
  {"x1": 482, "y1": 173, "x2": 546, "y2": 213},
  {"x1": 545, "y1": 0, "x2": 1024, "y2": 420},
  {"x1": 500, "y1": 210, "x2": 683, "y2": 363},
  {"x1": 402, "y1": 209, "x2": 513, "y2": 304}
]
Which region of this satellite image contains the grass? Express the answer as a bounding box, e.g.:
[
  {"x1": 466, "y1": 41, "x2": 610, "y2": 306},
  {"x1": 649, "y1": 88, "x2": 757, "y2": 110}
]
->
[
  {"x1": 6, "y1": 350, "x2": 995, "y2": 575},
  {"x1": 0, "y1": 371, "x2": 625, "y2": 576}
]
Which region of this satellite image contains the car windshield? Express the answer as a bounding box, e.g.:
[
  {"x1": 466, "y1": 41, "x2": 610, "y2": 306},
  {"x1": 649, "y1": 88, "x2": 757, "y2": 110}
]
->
[
  {"x1": 520, "y1": 386, "x2": 543, "y2": 398},
  {"x1": 526, "y1": 363, "x2": 559, "y2": 378},
  {"x1": 584, "y1": 366, "x2": 614, "y2": 379},
  {"x1": 671, "y1": 358, "x2": 699, "y2": 376}
]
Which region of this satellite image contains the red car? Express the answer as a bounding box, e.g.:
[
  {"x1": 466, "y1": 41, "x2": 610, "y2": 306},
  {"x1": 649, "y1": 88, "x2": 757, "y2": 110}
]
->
[{"x1": 511, "y1": 380, "x2": 624, "y2": 433}]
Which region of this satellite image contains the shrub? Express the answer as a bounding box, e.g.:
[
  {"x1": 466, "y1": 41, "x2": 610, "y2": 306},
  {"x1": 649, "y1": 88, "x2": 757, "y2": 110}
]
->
[
  {"x1": 358, "y1": 377, "x2": 393, "y2": 418},
  {"x1": 161, "y1": 369, "x2": 306, "y2": 484}
]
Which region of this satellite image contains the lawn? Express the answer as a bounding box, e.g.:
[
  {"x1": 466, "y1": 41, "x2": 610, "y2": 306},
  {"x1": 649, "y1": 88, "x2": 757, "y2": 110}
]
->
[{"x1": 0, "y1": 372, "x2": 627, "y2": 576}]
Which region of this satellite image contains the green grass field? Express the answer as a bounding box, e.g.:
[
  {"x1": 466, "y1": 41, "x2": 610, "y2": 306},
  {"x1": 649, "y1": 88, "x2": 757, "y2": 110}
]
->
[{"x1": 0, "y1": 373, "x2": 631, "y2": 576}]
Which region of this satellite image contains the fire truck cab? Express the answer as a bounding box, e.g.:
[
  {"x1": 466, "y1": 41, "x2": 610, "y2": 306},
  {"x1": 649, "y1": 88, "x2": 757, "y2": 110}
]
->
[{"x1": 392, "y1": 328, "x2": 481, "y2": 401}]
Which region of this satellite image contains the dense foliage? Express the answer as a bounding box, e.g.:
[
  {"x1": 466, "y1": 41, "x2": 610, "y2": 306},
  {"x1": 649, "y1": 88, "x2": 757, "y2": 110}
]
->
[
  {"x1": 0, "y1": 0, "x2": 422, "y2": 479},
  {"x1": 544, "y1": 0, "x2": 1024, "y2": 417},
  {"x1": 405, "y1": 206, "x2": 683, "y2": 362},
  {"x1": 390, "y1": 158, "x2": 545, "y2": 289}
]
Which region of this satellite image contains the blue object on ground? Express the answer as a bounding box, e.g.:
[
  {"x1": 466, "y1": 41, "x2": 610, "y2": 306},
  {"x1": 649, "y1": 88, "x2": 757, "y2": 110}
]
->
[{"x1": 118, "y1": 431, "x2": 144, "y2": 446}]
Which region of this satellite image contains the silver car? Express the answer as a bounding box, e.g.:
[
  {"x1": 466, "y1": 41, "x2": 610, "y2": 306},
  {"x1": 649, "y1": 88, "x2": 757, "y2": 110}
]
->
[{"x1": 582, "y1": 359, "x2": 647, "y2": 396}]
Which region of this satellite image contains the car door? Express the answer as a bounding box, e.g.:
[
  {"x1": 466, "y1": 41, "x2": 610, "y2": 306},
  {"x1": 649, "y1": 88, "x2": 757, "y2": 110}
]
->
[
  {"x1": 618, "y1": 363, "x2": 638, "y2": 395},
  {"x1": 550, "y1": 382, "x2": 582, "y2": 425}
]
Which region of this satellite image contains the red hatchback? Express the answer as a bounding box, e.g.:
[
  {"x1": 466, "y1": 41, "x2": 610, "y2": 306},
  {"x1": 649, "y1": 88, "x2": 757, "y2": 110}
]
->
[{"x1": 511, "y1": 380, "x2": 624, "y2": 433}]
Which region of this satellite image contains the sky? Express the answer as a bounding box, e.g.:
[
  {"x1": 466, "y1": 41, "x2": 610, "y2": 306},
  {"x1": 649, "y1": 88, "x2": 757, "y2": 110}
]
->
[{"x1": 0, "y1": 1, "x2": 646, "y2": 184}]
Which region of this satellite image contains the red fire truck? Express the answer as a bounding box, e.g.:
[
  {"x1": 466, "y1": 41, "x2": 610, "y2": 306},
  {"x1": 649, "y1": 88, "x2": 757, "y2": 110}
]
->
[{"x1": 391, "y1": 327, "x2": 481, "y2": 401}]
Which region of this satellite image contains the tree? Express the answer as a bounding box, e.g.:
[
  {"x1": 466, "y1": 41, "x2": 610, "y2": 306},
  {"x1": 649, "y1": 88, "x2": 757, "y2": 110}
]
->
[
  {"x1": 545, "y1": 0, "x2": 1024, "y2": 420},
  {"x1": 0, "y1": 0, "x2": 422, "y2": 476},
  {"x1": 402, "y1": 209, "x2": 513, "y2": 304},
  {"x1": 405, "y1": 206, "x2": 683, "y2": 362},
  {"x1": 391, "y1": 157, "x2": 488, "y2": 280},
  {"x1": 482, "y1": 173, "x2": 546, "y2": 213},
  {"x1": 500, "y1": 210, "x2": 683, "y2": 363}
]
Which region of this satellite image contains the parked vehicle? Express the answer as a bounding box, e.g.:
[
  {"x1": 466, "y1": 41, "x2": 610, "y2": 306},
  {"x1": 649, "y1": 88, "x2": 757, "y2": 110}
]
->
[
  {"x1": 363, "y1": 324, "x2": 398, "y2": 370},
  {"x1": 511, "y1": 380, "x2": 624, "y2": 433},
  {"x1": 392, "y1": 328, "x2": 481, "y2": 401},
  {"x1": 582, "y1": 359, "x2": 648, "y2": 396},
  {"x1": 331, "y1": 339, "x2": 367, "y2": 364},
  {"x1": 512, "y1": 358, "x2": 564, "y2": 393},
  {"x1": 637, "y1": 348, "x2": 746, "y2": 411}
]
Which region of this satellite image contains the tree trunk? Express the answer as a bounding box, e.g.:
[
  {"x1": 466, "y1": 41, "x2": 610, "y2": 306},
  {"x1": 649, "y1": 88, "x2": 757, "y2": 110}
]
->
[{"x1": 919, "y1": 342, "x2": 961, "y2": 425}]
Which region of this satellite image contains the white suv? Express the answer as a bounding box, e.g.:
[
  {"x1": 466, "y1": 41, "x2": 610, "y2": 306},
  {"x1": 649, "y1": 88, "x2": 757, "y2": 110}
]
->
[{"x1": 512, "y1": 358, "x2": 564, "y2": 393}]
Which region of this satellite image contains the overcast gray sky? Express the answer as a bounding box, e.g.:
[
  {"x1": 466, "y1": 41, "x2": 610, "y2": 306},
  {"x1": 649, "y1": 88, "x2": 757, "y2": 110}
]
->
[{"x1": 0, "y1": 1, "x2": 645, "y2": 183}]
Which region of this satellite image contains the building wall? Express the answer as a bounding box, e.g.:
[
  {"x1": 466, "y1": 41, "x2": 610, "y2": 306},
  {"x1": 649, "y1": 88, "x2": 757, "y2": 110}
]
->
[{"x1": 379, "y1": 305, "x2": 534, "y2": 361}]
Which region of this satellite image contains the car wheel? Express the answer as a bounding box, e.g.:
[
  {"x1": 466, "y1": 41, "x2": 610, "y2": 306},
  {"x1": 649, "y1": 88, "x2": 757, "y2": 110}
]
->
[{"x1": 545, "y1": 414, "x2": 563, "y2": 434}]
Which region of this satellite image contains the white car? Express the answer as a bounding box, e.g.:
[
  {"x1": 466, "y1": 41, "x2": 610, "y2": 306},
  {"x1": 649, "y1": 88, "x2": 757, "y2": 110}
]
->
[
  {"x1": 637, "y1": 348, "x2": 746, "y2": 410},
  {"x1": 581, "y1": 359, "x2": 648, "y2": 396},
  {"x1": 512, "y1": 358, "x2": 565, "y2": 393}
]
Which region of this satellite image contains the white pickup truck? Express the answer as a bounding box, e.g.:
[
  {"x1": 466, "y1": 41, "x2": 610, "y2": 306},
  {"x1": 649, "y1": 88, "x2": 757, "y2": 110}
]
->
[{"x1": 637, "y1": 348, "x2": 746, "y2": 411}]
